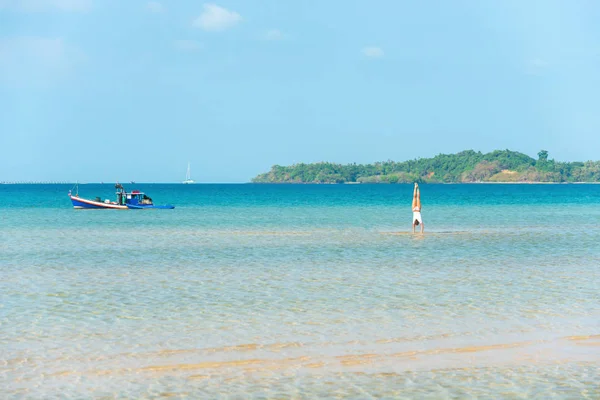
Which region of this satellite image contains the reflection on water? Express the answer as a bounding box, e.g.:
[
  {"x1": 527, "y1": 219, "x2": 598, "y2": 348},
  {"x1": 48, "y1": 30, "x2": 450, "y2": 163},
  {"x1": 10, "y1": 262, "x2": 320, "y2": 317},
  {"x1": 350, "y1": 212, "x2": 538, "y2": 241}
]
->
[{"x1": 1, "y1": 184, "x2": 600, "y2": 398}]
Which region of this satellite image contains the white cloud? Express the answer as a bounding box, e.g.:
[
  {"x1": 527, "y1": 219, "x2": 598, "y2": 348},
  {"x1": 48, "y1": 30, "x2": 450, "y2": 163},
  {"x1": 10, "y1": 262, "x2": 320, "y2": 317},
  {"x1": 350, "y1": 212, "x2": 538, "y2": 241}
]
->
[
  {"x1": 0, "y1": 36, "x2": 81, "y2": 86},
  {"x1": 529, "y1": 58, "x2": 548, "y2": 68},
  {"x1": 1, "y1": 0, "x2": 91, "y2": 12},
  {"x1": 362, "y1": 46, "x2": 384, "y2": 58},
  {"x1": 526, "y1": 58, "x2": 548, "y2": 75},
  {"x1": 174, "y1": 40, "x2": 202, "y2": 51},
  {"x1": 0, "y1": 37, "x2": 66, "y2": 66},
  {"x1": 147, "y1": 1, "x2": 163, "y2": 13},
  {"x1": 193, "y1": 4, "x2": 241, "y2": 32},
  {"x1": 264, "y1": 29, "x2": 284, "y2": 41}
]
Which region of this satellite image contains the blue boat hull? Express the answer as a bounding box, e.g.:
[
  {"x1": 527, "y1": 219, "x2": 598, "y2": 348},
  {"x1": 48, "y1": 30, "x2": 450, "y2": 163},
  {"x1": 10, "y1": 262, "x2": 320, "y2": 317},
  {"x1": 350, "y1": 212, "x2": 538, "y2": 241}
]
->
[{"x1": 70, "y1": 195, "x2": 127, "y2": 209}]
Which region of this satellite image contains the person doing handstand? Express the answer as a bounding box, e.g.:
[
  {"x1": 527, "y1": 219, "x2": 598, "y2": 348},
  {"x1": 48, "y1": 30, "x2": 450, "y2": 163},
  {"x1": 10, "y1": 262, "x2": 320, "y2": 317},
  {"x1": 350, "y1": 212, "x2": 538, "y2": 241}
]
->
[{"x1": 412, "y1": 183, "x2": 424, "y2": 233}]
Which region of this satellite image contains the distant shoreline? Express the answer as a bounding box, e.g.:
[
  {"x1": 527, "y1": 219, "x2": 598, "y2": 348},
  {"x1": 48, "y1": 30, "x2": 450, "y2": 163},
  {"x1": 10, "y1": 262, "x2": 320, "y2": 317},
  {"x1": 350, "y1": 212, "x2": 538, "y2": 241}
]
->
[
  {"x1": 251, "y1": 149, "x2": 600, "y2": 184},
  {"x1": 252, "y1": 181, "x2": 600, "y2": 185},
  {"x1": 2, "y1": 181, "x2": 600, "y2": 185}
]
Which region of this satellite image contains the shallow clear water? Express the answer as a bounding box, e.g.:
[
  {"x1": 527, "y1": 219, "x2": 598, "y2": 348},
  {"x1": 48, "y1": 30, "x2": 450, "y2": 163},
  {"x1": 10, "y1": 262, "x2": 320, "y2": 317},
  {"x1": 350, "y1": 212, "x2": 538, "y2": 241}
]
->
[{"x1": 1, "y1": 184, "x2": 600, "y2": 399}]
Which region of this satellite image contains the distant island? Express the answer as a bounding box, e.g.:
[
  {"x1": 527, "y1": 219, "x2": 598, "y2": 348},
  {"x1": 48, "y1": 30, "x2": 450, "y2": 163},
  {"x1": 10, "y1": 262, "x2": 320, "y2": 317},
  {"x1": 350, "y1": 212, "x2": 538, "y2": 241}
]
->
[{"x1": 252, "y1": 150, "x2": 600, "y2": 183}]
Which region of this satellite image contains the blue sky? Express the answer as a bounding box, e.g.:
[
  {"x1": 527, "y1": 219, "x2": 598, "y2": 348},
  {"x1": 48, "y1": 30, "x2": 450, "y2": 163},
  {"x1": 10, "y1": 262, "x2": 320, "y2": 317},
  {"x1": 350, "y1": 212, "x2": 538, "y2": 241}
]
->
[{"x1": 1, "y1": 0, "x2": 600, "y2": 182}]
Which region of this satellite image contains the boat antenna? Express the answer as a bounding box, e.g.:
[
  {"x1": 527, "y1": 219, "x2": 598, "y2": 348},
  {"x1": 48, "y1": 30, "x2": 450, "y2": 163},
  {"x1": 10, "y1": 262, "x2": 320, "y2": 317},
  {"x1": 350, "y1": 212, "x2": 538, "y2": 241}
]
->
[{"x1": 69, "y1": 181, "x2": 79, "y2": 196}]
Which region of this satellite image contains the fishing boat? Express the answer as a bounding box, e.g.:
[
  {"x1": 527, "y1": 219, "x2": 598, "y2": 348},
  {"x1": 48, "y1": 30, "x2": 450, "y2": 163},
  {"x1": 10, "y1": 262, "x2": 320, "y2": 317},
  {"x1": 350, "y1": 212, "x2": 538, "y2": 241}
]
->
[
  {"x1": 68, "y1": 183, "x2": 174, "y2": 209},
  {"x1": 182, "y1": 162, "x2": 195, "y2": 184}
]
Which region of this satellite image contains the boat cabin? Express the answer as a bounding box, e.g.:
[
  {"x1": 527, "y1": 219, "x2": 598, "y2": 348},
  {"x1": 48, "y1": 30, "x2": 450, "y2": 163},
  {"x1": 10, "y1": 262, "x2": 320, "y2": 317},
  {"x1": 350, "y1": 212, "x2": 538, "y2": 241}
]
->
[{"x1": 116, "y1": 188, "x2": 153, "y2": 206}]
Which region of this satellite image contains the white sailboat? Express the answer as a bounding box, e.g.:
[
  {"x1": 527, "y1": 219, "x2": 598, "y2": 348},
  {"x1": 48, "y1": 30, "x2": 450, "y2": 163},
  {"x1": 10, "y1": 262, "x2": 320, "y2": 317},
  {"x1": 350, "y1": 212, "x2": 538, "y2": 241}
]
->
[{"x1": 182, "y1": 162, "x2": 195, "y2": 184}]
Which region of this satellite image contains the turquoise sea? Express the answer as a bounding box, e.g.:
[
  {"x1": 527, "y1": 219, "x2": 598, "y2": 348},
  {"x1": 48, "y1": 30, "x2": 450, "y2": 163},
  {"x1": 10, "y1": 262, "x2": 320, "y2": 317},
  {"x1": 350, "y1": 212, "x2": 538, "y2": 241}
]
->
[{"x1": 1, "y1": 184, "x2": 600, "y2": 399}]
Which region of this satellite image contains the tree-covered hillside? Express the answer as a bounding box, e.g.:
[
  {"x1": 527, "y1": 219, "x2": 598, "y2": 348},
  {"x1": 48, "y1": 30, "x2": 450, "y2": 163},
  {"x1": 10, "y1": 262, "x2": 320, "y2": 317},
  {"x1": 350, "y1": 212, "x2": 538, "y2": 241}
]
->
[{"x1": 252, "y1": 150, "x2": 600, "y2": 183}]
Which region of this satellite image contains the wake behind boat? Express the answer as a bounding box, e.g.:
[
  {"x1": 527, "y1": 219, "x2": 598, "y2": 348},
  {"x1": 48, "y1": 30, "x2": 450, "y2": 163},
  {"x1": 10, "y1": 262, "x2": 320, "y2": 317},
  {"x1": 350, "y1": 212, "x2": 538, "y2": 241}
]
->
[{"x1": 69, "y1": 183, "x2": 174, "y2": 210}]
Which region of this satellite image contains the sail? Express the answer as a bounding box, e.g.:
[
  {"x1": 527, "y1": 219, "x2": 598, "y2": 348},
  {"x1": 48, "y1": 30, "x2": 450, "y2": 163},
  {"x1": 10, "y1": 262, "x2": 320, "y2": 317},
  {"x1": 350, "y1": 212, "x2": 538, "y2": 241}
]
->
[{"x1": 183, "y1": 162, "x2": 195, "y2": 184}]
